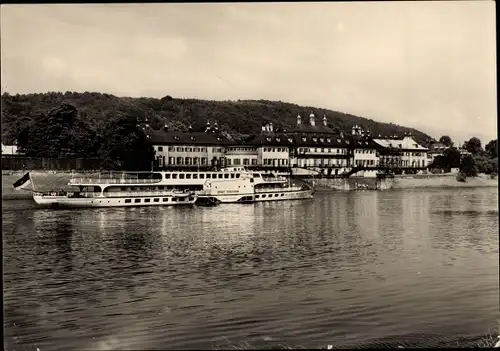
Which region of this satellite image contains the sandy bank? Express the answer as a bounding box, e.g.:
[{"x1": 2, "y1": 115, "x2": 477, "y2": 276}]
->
[
  {"x1": 312, "y1": 173, "x2": 497, "y2": 191},
  {"x1": 392, "y1": 174, "x2": 498, "y2": 189}
]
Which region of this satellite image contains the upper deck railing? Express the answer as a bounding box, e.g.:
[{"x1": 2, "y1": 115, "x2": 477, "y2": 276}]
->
[
  {"x1": 69, "y1": 178, "x2": 161, "y2": 185},
  {"x1": 260, "y1": 175, "x2": 288, "y2": 182}
]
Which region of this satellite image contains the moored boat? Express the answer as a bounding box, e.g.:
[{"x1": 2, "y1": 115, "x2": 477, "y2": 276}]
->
[
  {"x1": 13, "y1": 167, "x2": 314, "y2": 208},
  {"x1": 196, "y1": 167, "x2": 314, "y2": 203},
  {"x1": 14, "y1": 172, "x2": 197, "y2": 208}
]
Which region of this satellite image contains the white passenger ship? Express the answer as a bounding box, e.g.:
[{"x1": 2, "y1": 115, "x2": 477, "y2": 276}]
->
[
  {"x1": 17, "y1": 167, "x2": 313, "y2": 208},
  {"x1": 31, "y1": 172, "x2": 197, "y2": 208},
  {"x1": 197, "y1": 167, "x2": 314, "y2": 204}
]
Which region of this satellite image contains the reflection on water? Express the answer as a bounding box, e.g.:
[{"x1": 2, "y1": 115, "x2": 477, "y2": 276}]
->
[{"x1": 3, "y1": 187, "x2": 498, "y2": 350}]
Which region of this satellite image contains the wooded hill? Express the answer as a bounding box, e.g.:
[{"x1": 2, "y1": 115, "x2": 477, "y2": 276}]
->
[{"x1": 1, "y1": 91, "x2": 435, "y2": 145}]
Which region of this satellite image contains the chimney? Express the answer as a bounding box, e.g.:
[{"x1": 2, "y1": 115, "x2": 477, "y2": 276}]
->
[
  {"x1": 309, "y1": 112, "x2": 315, "y2": 126},
  {"x1": 323, "y1": 115, "x2": 327, "y2": 127},
  {"x1": 297, "y1": 114, "x2": 302, "y2": 126},
  {"x1": 163, "y1": 124, "x2": 169, "y2": 132}
]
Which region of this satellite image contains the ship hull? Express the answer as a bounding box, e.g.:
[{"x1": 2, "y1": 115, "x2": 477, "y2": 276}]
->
[
  {"x1": 33, "y1": 194, "x2": 197, "y2": 208},
  {"x1": 196, "y1": 188, "x2": 313, "y2": 204}
]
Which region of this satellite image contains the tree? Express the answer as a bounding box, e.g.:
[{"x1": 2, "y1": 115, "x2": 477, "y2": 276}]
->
[
  {"x1": 460, "y1": 154, "x2": 478, "y2": 177},
  {"x1": 485, "y1": 139, "x2": 498, "y2": 158},
  {"x1": 1, "y1": 91, "x2": 435, "y2": 146},
  {"x1": 17, "y1": 103, "x2": 98, "y2": 158},
  {"x1": 473, "y1": 155, "x2": 491, "y2": 174},
  {"x1": 464, "y1": 137, "x2": 482, "y2": 155},
  {"x1": 443, "y1": 148, "x2": 461, "y2": 168},
  {"x1": 439, "y1": 135, "x2": 453, "y2": 147},
  {"x1": 97, "y1": 113, "x2": 155, "y2": 171}
]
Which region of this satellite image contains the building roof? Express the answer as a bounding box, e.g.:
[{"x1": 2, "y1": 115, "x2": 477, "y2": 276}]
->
[
  {"x1": 244, "y1": 132, "x2": 379, "y2": 149},
  {"x1": 149, "y1": 130, "x2": 234, "y2": 146},
  {"x1": 1, "y1": 143, "x2": 19, "y2": 155},
  {"x1": 289, "y1": 123, "x2": 336, "y2": 134},
  {"x1": 245, "y1": 132, "x2": 299, "y2": 146},
  {"x1": 373, "y1": 136, "x2": 428, "y2": 151},
  {"x1": 428, "y1": 142, "x2": 448, "y2": 151}
]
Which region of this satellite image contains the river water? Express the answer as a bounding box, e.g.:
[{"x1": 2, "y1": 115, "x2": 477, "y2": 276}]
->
[{"x1": 3, "y1": 187, "x2": 498, "y2": 350}]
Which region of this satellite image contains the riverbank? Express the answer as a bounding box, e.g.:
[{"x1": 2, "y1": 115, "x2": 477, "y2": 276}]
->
[
  {"x1": 2, "y1": 171, "x2": 498, "y2": 200},
  {"x1": 392, "y1": 174, "x2": 498, "y2": 189},
  {"x1": 312, "y1": 173, "x2": 498, "y2": 191}
]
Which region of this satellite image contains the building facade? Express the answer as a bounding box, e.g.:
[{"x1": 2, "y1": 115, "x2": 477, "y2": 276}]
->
[
  {"x1": 146, "y1": 116, "x2": 430, "y2": 176},
  {"x1": 373, "y1": 133, "x2": 428, "y2": 170},
  {"x1": 149, "y1": 124, "x2": 232, "y2": 169}
]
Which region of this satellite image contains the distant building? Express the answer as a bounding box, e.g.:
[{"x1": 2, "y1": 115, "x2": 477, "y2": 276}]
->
[
  {"x1": 148, "y1": 122, "x2": 233, "y2": 169},
  {"x1": 426, "y1": 141, "x2": 448, "y2": 166},
  {"x1": 285, "y1": 113, "x2": 353, "y2": 176},
  {"x1": 1, "y1": 143, "x2": 19, "y2": 155},
  {"x1": 145, "y1": 115, "x2": 434, "y2": 177},
  {"x1": 373, "y1": 133, "x2": 428, "y2": 170}
]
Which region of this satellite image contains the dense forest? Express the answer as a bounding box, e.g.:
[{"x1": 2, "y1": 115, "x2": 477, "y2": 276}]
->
[{"x1": 1, "y1": 91, "x2": 435, "y2": 146}]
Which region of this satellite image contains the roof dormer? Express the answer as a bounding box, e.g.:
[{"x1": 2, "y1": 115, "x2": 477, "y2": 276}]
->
[{"x1": 309, "y1": 112, "x2": 316, "y2": 127}]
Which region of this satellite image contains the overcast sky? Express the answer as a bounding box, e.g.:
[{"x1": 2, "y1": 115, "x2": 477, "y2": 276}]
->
[{"x1": 1, "y1": 2, "x2": 496, "y2": 144}]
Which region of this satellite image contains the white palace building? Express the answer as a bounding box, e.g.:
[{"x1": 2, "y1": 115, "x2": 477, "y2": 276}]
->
[{"x1": 147, "y1": 113, "x2": 430, "y2": 177}]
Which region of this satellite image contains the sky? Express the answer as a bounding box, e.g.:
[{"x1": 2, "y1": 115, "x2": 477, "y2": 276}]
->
[{"x1": 1, "y1": 2, "x2": 497, "y2": 145}]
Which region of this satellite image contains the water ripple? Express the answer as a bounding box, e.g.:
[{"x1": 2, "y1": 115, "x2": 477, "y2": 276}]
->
[{"x1": 3, "y1": 187, "x2": 498, "y2": 350}]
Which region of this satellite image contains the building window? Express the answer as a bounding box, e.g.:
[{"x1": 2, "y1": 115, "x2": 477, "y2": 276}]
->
[
  {"x1": 158, "y1": 146, "x2": 163, "y2": 152},
  {"x1": 179, "y1": 174, "x2": 185, "y2": 179},
  {"x1": 252, "y1": 159, "x2": 257, "y2": 165},
  {"x1": 243, "y1": 158, "x2": 249, "y2": 165},
  {"x1": 201, "y1": 158, "x2": 207, "y2": 165},
  {"x1": 227, "y1": 159, "x2": 232, "y2": 166},
  {"x1": 185, "y1": 157, "x2": 191, "y2": 165},
  {"x1": 234, "y1": 159, "x2": 241, "y2": 165},
  {"x1": 168, "y1": 146, "x2": 175, "y2": 151},
  {"x1": 186, "y1": 174, "x2": 191, "y2": 179},
  {"x1": 169, "y1": 157, "x2": 175, "y2": 165},
  {"x1": 177, "y1": 147, "x2": 183, "y2": 152},
  {"x1": 176, "y1": 157, "x2": 183, "y2": 165}
]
